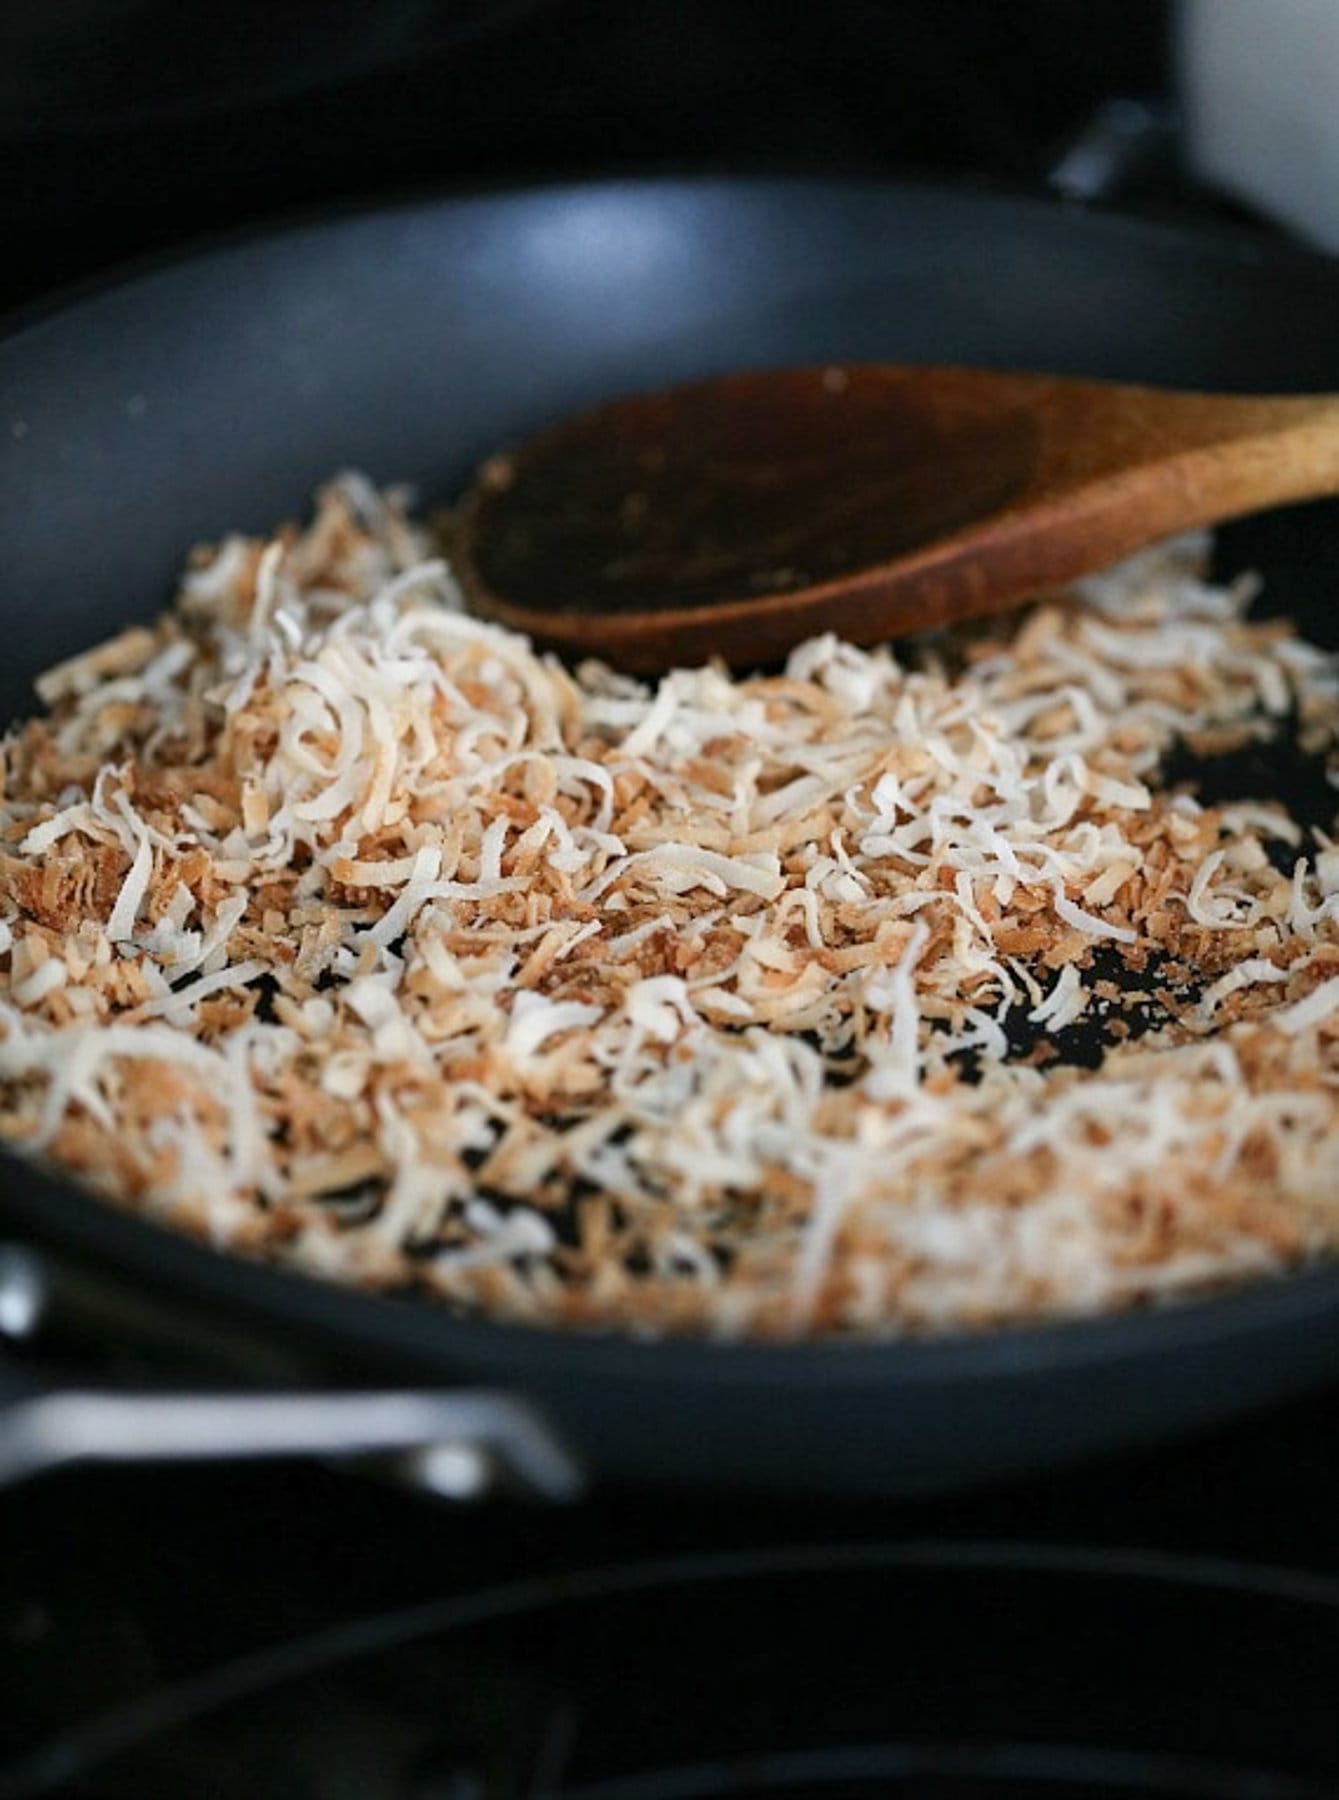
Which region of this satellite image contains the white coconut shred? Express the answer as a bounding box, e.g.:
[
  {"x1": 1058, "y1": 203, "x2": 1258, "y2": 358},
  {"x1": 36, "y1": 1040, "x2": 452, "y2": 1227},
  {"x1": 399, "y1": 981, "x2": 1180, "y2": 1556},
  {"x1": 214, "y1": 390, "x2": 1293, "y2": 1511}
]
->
[{"x1": 1, "y1": 475, "x2": 1338, "y2": 1338}]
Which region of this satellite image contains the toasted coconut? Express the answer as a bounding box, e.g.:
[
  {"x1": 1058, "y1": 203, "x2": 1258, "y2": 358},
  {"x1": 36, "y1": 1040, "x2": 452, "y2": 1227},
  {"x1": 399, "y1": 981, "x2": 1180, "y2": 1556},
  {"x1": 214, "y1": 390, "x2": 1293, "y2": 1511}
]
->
[{"x1": 1, "y1": 480, "x2": 1338, "y2": 1338}]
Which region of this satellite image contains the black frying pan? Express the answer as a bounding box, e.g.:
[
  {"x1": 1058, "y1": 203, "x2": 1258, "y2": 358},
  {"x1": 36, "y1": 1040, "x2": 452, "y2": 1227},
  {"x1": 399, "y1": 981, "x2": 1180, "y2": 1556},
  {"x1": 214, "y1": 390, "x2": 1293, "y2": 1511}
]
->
[{"x1": 3, "y1": 175, "x2": 1339, "y2": 1499}]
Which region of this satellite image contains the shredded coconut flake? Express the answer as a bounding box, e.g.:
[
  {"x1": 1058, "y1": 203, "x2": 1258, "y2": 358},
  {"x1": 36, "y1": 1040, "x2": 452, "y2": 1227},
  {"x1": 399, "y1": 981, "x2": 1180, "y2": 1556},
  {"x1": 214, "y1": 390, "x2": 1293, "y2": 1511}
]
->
[
  {"x1": 105, "y1": 829, "x2": 153, "y2": 944},
  {"x1": 1274, "y1": 978, "x2": 1339, "y2": 1038}
]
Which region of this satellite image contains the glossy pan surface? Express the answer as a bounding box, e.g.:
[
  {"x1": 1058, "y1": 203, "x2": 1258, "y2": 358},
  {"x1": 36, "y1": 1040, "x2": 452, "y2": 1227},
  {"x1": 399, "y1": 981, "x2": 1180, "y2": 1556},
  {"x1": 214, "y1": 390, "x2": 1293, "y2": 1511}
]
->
[{"x1": 3, "y1": 176, "x2": 1339, "y2": 1494}]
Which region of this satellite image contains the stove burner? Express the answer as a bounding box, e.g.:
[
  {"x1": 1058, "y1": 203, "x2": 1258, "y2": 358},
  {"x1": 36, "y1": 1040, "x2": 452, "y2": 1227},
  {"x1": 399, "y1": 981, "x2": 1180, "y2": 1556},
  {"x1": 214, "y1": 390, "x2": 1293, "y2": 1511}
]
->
[{"x1": 4, "y1": 1542, "x2": 1336, "y2": 1798}]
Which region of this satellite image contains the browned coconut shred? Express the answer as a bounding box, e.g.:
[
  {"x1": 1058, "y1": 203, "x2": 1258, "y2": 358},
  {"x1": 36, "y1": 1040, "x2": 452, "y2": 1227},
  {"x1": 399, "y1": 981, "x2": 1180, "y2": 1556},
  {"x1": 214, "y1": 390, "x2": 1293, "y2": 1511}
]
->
[{"x1": 2, "y1": 472, "x2": 1339, "y2": 1337}]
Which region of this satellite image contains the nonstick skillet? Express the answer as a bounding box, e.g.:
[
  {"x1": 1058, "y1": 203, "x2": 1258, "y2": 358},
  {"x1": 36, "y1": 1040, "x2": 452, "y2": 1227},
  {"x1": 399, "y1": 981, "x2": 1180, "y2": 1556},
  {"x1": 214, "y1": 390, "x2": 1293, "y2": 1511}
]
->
[{"x1": 3, "y1": 175, "x2": 1339, "y2": 1500}]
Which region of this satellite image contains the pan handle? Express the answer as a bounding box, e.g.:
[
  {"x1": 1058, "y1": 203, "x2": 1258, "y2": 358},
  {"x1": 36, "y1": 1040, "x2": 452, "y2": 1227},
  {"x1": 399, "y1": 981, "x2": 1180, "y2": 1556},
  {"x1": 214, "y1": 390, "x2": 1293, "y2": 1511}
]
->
[
  {"x1": 0, "y1": 1381, "x2": 584, "y2": 1500},
  {"x1": 1048, "y1": 97, "x2": 1179, "y2": 204},
  {"x1": 0, "y1": 1245, "x2": 584, "y2": 1503}
]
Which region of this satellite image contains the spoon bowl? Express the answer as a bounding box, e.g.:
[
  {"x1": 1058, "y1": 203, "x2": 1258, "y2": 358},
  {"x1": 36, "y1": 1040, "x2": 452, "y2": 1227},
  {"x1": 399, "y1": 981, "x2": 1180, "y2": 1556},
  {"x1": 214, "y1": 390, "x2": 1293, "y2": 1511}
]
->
[{"x1": 450, "y1": 363, "x2": 1339, "y2": 671}]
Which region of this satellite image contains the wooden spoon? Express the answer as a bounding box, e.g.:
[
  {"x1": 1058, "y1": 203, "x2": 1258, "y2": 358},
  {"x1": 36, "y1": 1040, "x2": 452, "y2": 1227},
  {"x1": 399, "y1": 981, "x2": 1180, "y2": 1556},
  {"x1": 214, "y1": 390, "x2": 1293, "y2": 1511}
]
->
[{"x1": 449, "y1": 364, "x2": 1339, "y2": 672}]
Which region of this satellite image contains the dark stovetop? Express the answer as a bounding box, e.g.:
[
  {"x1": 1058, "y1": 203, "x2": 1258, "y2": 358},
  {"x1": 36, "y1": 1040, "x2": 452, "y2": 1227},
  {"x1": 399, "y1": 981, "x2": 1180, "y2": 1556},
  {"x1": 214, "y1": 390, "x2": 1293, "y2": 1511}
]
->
[
  {"x1": 1, "y1": 0, "x2": 1193, "y2": 315},
  {"x1": 2, "y1": 1383, "x2": 1339, "y2": 1797}
]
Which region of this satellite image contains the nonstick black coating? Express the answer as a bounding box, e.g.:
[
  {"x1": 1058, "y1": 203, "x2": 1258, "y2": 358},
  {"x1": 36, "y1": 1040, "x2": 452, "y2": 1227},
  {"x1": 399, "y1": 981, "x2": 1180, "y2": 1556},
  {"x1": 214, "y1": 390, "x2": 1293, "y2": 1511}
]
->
[{"x1": 4, "y1": 176, "x2": 1339, "y2": 1497}]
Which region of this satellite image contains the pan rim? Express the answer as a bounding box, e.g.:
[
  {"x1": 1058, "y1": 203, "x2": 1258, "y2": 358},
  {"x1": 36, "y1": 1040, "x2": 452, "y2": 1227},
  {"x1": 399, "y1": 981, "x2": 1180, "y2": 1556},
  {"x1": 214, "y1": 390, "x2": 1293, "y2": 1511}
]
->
[
  {"x1": 4, "y1": 171, "x2": 1339, "y2": 1394},
  {"x1": 2, "y1": 165, "x2": 1333, "y2": 354},
  {"x1": 7, "y1": 1139, "x2": 1339, "y2": 1390}
]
